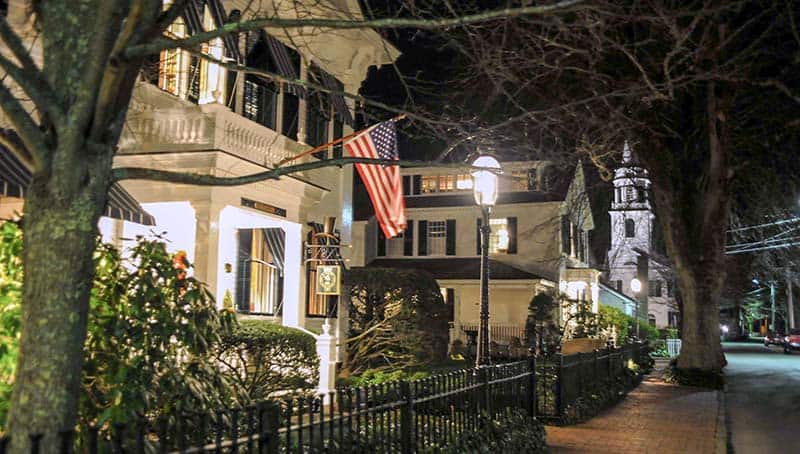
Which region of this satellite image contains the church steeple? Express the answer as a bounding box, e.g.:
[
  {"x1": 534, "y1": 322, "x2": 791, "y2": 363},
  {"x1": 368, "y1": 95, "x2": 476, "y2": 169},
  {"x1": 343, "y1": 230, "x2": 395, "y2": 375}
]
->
[{"x1": 608, "y1": 143, "x2": 655, "y2": 263}]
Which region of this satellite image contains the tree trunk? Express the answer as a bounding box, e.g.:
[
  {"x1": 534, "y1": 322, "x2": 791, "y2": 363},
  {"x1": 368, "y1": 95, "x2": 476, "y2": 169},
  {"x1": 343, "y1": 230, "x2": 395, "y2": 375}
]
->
[
  {"x1": 5, "y1": 177, "x2": 103, "y2": 451},
  {"x1": 675, "y1": 273, "x2": 726, "y2": 370}
]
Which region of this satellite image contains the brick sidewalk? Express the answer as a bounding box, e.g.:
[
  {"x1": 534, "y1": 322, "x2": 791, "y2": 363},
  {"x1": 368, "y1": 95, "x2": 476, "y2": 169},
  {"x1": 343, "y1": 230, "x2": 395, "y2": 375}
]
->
[{"x1": 545, "y1": 369, "x2": 725, "y2": 453}]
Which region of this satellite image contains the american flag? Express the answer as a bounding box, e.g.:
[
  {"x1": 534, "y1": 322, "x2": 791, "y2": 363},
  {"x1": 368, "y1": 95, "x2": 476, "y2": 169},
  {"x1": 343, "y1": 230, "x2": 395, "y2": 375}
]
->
[{"x1": 346, "y1": 120, "x2": 406, "y2": 238}]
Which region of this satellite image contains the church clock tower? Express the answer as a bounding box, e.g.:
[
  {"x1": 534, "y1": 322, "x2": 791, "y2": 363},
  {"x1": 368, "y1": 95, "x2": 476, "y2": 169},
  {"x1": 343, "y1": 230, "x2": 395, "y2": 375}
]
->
[{"x1": 607, "y1": 143, "x2": 655, "y2": 301}]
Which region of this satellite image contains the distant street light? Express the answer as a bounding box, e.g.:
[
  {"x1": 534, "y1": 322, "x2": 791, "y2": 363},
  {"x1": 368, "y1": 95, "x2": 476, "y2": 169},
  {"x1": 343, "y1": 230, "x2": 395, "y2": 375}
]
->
[
  {"x1": 472, "y1": 155, "x2": 501, "y2": 367},
  {"x1": 631, "y1": 278, "x2": 642, "y2": 338}
]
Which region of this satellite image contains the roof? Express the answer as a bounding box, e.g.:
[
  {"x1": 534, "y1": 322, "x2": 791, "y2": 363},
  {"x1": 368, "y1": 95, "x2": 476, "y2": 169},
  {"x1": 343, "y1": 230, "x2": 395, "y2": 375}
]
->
[{"x1": 364, "y1": 258, "x2": 544, "y2": 281}]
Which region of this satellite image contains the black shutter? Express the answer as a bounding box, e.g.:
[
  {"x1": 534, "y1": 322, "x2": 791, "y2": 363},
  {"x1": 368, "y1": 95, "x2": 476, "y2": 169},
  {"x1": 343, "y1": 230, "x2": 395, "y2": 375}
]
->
[
  {"x1": 476, "y1": 218, "x2": 482, "y2": 255},
  {"x1": 403, "y1": 176, "x2": 411, "y2": 196},
  {"x1": 418, "y1": 220, "x2": 428, "y2": 256},
  {"x1": 377, "y1": 227, "x2": 386, "y2": 257},
  {"x1": 235, "y1": 229, "x2": 253, "y2": 312},
  {"x1": 561, "y1": 216, "x2": 571, "y2": 254},
  {"x1": 507, "y1": 217, "x2": 518, "y2": 254},
  {"x1": 404, "y1": 221, "x2": 414, "y2": 256},
  {"x1": 446, "y1": 219, "x2": 456, "y2": 255},
  {"x1": 412, "y1": 175, "x2": 422, "y2": 195},
  {"x1": 446, "y1": 288, "x2": 455, "y2": 323}
]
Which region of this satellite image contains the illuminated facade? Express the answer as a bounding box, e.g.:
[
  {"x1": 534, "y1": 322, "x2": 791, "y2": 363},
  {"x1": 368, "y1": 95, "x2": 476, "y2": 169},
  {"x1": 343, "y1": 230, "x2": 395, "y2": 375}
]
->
[
  {"x1": 106, "y1": 0, "x2": 398, "y2": 350},
  {"x1": 352, "y1": 161, "x2": 601, "y2": 347}
]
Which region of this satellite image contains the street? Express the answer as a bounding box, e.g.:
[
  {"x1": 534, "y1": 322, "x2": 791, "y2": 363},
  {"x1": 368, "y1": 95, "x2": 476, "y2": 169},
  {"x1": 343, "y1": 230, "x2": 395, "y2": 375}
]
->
[{"x1": 724, "y1": 342, "x2": 800, "y2": 453}]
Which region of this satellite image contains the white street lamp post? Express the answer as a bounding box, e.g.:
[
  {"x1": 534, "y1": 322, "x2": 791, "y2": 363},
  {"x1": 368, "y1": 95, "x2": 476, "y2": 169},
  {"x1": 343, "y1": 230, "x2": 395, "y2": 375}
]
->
[
  {"x1": 472, "y1": 155, "x2": 501, "y2": 367},
  {"x1": 631, "y1": 278, "x2": 642, "y2": 339}
]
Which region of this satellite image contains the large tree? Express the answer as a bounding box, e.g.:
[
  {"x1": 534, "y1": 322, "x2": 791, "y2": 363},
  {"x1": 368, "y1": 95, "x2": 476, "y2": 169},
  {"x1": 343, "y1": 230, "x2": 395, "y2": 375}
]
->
[
  {"x1": 406, "y1": 0, "x2": 800, "y2": 372},
  {"x1": 0, "y1": 0, "x2": 580, "y2": 447}
]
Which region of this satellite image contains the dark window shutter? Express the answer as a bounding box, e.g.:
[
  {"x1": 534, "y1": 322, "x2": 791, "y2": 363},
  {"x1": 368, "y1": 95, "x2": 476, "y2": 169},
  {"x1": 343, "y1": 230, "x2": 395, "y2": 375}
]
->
[
  {"x1": 476, "y1": 218, "x2": 482, "y2": 255},
  {"x1": 446, "y1": 219, "x2": 456, "y2": 255},
  {"x1": 377, "y1": 227, "x2": 386, "y2": 257},
  {"x1": 403, "y1": 176, "x2": 411, "y2": 196},
  {"x1": 446, "y1": 288, "x2": 455, "y2": 322},
  {"x1": 507, "y1": 217, "x2": 518, "y2": 254},
  {"x1": 404, "y1": 221, "x2": 414, "y2": 256},
  {"x1": 418, "y1": 220, "x2": 428, "y2": 256},
  {"x1": 412, "y1": 175, "x2": 422, "y2": 195},
  {"x1": 235, "y1": 229, "x2": 253, "y2": 312},
  {"x1": 561, "y1": 216, "x2": 571, "y2": 254}
]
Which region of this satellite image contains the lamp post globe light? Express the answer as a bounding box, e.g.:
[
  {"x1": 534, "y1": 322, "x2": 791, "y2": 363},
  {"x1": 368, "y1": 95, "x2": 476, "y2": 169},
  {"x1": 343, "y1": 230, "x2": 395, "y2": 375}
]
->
[
  {"x1": 630, "y1": 278, "x2": 642, "y2": 339},
  {"x1": 472, "y1": 155, "x2": 501, "y2": 366}
]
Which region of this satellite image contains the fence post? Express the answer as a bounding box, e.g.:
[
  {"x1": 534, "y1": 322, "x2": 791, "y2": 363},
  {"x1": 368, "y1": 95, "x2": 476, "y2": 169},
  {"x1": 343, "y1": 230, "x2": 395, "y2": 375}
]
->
[
  {"x1": 593, "y1": 350, "x2": 599, "y2": 389},
  {"x1": 258, "y1": 402, "x2": 280, "y2": 454},
  {"x1": 482, "y1": 366, "x2": 492, "y2": 418},
  {"x1": 556, "y1": 354, "x2": 564, "y2": 420},
  {"x1": 400, "y1": 380, "x2": 415, "y2": 454},
  {"x1": 527, "y1": 357, "x2": 537, "y2": 418}
]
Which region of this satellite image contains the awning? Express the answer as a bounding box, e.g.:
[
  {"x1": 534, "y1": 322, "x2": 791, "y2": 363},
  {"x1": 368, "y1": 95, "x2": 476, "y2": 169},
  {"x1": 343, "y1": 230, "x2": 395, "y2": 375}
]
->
[
  {"x1": 319, "y1": 70, "x2": 353, "y2": 126},
  {"x1": 206, "y1": 0, "x2": 242, "y2": 63},
  {"x1": 0, "y1": 146, "x2": 156, "y2": 226},
  {"x1": 264, "y1": 34, "x2": 305, "y2": 98},
  {"x1": 180, "y1": 0, "x2": 204, "y2": 36}
]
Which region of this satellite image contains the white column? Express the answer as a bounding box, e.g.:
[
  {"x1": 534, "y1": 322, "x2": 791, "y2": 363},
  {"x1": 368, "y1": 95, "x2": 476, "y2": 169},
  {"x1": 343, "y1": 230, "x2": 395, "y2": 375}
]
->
[
  {"x1": 281, "y1": 221, "x2": 304, "y2": 328},
  {"x1": 192, "y1": 200, "x2": 222, "y2": 301}
]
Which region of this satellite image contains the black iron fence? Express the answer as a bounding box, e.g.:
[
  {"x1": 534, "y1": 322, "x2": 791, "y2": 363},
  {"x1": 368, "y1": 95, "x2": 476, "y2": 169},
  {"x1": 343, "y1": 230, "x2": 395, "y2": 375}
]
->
[
  {"x1": 536, "y1": 341, "x2": 648, "y2": 423},
  {"x1": 0, "y1": 360, "x2": 537, "y2": 453}
]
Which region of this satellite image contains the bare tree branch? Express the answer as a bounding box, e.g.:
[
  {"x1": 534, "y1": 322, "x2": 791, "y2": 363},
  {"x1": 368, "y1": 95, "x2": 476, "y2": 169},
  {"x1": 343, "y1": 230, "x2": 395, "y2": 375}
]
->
[
  {"x1": 122, "y1": 0, "x2": 586, "y2": 58},
  {"x1": 112, "y1": 157, "x2": 471, "y2": 186}
]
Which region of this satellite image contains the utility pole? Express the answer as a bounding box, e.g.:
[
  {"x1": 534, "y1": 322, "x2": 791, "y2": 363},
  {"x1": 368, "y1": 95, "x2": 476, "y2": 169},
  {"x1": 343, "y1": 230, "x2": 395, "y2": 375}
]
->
[
  {"x1": 770, "y1": 283, "x2": 776, "y2": 332},
  {"x1": 788, "y1": 270, "x2": 795, "y2": 330}
]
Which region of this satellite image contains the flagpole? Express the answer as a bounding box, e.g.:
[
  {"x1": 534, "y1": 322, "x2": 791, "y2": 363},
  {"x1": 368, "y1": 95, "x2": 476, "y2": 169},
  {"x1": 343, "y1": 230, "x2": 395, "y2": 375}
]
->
[{"x1": 276, "y1": 114, "x2": 406, "y2": 166}]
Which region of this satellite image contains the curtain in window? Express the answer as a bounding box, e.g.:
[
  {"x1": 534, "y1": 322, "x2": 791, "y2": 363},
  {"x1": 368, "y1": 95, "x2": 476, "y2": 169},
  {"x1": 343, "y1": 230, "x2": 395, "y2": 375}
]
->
[
  {"x1": 206, "y1": 0, "x2": 242, "y2": 62},
  {"x1": 262, "y1": 228, "x2": 285, "y2": 276}
]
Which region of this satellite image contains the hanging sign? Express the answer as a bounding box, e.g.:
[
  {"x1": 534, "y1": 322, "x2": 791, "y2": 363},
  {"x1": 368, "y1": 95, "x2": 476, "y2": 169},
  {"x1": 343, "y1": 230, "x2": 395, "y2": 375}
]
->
[{"x1": 316, "y1": 265, "x2": 341, "y2": 295}]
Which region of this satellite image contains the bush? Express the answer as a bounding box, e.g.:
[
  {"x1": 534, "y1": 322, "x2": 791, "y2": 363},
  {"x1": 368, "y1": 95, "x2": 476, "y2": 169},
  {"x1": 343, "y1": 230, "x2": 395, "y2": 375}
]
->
[
  {"x1": 440, "y1": 411, "x2": 547, "y2": 453},
  {"x1": 0, "y1": 222, "x2": 237, "y2": 431},
  {"x1": 598, "y1": 305, "x2": 660, "y2": 343},
  {"x1": 217, "y1": 319, "x2": 318, "y2": 401},
  {"x1": 344, "y1": 268, "x2": 450, "y2": 375}
]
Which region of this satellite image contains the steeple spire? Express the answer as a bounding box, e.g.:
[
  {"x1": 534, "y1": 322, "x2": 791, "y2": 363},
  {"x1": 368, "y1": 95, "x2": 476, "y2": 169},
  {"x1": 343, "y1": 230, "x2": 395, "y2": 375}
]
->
[{"x1": 622, "y1": 141, "x2": 632, "y2": 164}]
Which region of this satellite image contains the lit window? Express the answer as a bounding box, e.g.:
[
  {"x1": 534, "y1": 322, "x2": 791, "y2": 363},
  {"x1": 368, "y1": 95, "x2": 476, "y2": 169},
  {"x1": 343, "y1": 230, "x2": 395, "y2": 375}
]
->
[
  {"x1": 421, "y1": 176, "x2": 438, "y2": 193},
  {"x1": 428, "y1": 221, "x2": 447, "y2": 255},
  {"x1": 236, "y1": 229, "x2": 284, "y2": 315},
  {"x1": 456, "y1": 174, "x2": 473, "y2": 190},
  {"x1": 489, "y1": 218, "x2": 509, "y2": 253},
  {"x1": 511, "y1": 170, "x2": 536, "y2": 191},
  {"x1": 438, "y1": 175, "x2": 455, "y2": 192},
  {"x1": 159, "y1": 17, "x2": 189, "y2": 97}
]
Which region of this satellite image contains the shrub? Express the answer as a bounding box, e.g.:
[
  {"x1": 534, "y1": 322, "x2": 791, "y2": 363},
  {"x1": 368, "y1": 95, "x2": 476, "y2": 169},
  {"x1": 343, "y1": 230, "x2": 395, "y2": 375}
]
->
[
  {"x1": 440, "y1": 411, "x2": 547, "y2": 453},
  {"x1": 343, "y1": 268, "x2": 450, "y2": 374},
  {"x1": 0, "y1": 222, "x2": 22, "y2": 427},
  {"x1": 0, "y1": 222, "x2": 237, "y2": 431},
  {"x1": 217, "y1": 319, "x2": 318, "y2": 402},
  {"x1": 598, "y1": 305, "x2": 660, "y2": 343}
]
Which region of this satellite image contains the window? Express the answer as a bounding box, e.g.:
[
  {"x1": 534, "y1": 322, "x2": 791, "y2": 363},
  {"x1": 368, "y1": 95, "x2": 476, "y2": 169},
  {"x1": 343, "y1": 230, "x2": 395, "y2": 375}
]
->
[
  {"x1": 421, "y1": 175, "x2": 438, "y2": 193},
  {"x1": 489, "y1": 218, "x2": 510, "y2": 253},
  {"x1": 668, "y1": 311, "x2": 680, "y2": 328},
  {"x1": 427, "y1": 221, "x2": 447, "y2": 255},
  {"x1": 649, "y1": 280, "x2": 662, "y2": 297},
  {"x1": 625, "y1": 186, "x2": 635, "y2": 202},
  {"x1": 614, "y1": 280, "x2": 623, "y2": 292},
  {"x1": 159, "y1": 18, "x2": 189, "y2": 97},
  {"x1": 236, "y1": 229, "x2": 284, "y2": 315},
  {"x1": 243, "y1": 31, "x2": 279, "y2": 129},
  {"x1": 561, "y1": 216, "x2": 572, "y2": 254},
  {"x1": 648, "y1": 314, "x2": 657, "y2": 327},
  {"x1": 625, "y1": 219, "x2": 636, "y2": 238},
  {"x1": 442, "y1": 288, "x2": 455, "y2": 324},
  {"x1": 667, "y1": 280, "x2": 675, "y2": 297},
  {"x1": 511, "y1": 169, "x2": 537, "y2": 191},
  {"x1": 636, "y1": 186, "x2": 647, "y2": 202},
  {"x1": 456, "y1": 174, "x2": 473, "y2": 190},
  {"x1": 387, "y1": 230, "x2": 405, "y2": 256},
  {"x1": 243, "y1": 76, "x2": 279, "y2": 129},
  {"x1": 438, "y1": 175, "x2": 456, "y2": 192}
]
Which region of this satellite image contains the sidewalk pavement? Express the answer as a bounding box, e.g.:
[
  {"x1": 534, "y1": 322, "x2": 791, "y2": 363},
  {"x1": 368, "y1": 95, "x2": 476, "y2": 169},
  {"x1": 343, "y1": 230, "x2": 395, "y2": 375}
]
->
[{"x1": 546, "y1": 360, "x2": 726, "y2": 453}]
